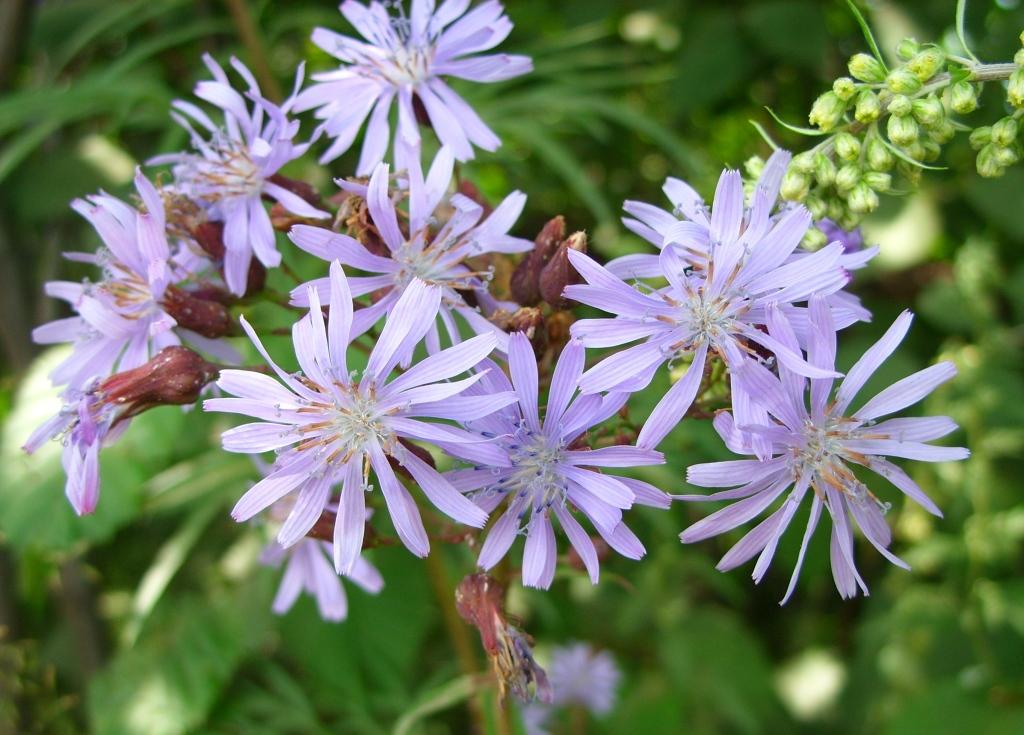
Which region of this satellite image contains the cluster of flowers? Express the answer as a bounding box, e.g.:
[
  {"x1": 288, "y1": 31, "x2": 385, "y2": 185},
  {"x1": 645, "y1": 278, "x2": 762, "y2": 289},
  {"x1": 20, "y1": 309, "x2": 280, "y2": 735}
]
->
[{"x1": 25, "y1": 0, "x2": 969, "y2": 652}]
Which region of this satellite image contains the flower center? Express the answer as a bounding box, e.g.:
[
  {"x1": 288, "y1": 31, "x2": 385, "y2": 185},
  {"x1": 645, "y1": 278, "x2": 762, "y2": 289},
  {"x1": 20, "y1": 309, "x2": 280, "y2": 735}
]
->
[
  {"x1": 505, "y1": 424, "x2": 567, "y2": 512},
  {"x1": 329, "y1": 390, "x2": 390, "y2": 451},
  {"x1": 382, "y1": 45, "x2": 432, "y2": 86},
  {"x1": 182, "y1": 137, "x2": 263, "y2": 200},
  {"x1": 392, "y1": 237, "x2": 490, "y2": 291}
]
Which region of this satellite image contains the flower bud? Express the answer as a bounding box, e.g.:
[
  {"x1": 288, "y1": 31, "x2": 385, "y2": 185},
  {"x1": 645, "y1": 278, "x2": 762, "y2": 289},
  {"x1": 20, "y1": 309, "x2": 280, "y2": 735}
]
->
[
  {"x1": 994, "y1": 145, "x2": 1019, "y2": 167},
  {"x1": 922, "y1": 140, "x2": 942, "y2": 162},
  {"x1": 976, "y1": 144, "x2": 1005, "y2": 178},
  {"x1": 848, "y1": 53, "x2": 886, "y2": 83},
  {"x1": 969, "y1": 126, "x2": 992, "y2": 150},
  {"x1": 161, "y1": 286, "x2": 233, "y2": 338},
  {"x1": 834, "y1": 132, "x2": 861, "y2": 162},
  {"x1": 897, "y1": 38, "x2": 920, "y2": 60},
  {"x1": 928, "y1": 120, "x2": 956, "y2": 144},
  {"x1": 992, "y1": 117, "x2": 1019, "y2": 147},
  {"x1": 866, "y1": 137, "x2": 895, "y2": 171},
  {"x1": 801, "y1": 226, "x2": 828, "y2": 251},
  {"x1": 898, "y1": 163, "x2": 923, "y2": 187},
  {"x1": 835, "y1": 164, "x2": 861, "y2": 193},
  {"x1": 780, "y1": 169, "x2": 810, "y2": 201},
  {"x1": 744, "y1": 156, "x2": 765, "y2": 179},
  {"x1": 907, "y1": 47, "x2": 945, "y2": 81},
  {"x1": 506, "y1": 307, "x2": 547, "y2": 357},
  {"x1": 791, "y1": 151, "x2": 817, "y2": 174},
  {"x1": 814, "y1": 153, "x2": 836, "y2": 187},
  {"x1": 854, "y1": 89, "x2": 882, "y2": 122},
  {"x1": 809, "y1": 92, "x2": 847, "y2": 131},
  {"x1": 912, "y1": 95, "x2": 944, "y2": 126},
  {"x1": 511, "y1": 215, "x2": 564, "y2": 306},
  {"x1": 539, "y1": 231, "x2": 586, "y2": 309},
  {"x1": 886, "y1": 69, "x2": 922, "y2": 94},
  {"x1": 950, "y1": 81, "x2": 978, "y2": 114},
  {"x1": 1015, "y1": 48, "x2": 1024, "y2": 67},
  {"x1": 847, "y1": 181, "x2": 880, "y2": 214},
  {"x1": 887, "y1": 114, "x2": 919, "y2": 147},
  {"x1": 805, "y1": 195, "x2": 828, "y2": 219},
  {"x1": 826, "y1": 199, "x2": 846, "y2": 222},
  {"x1": 99, "y1": 346, "x2": 219, "y2": 420},
  {"x1": 191, "y1": 221, "x2": 266, "y2": 296},
  {"x1": 887, "y1": 94, "x2": 912, "y2": 117},
  {"x1": 833, "y1": 77, "x2": 857, "y2": 101},
  {"x1": 901, "y1": 142, "x2": 926, "y2": 161},
  {"x1": 863, "y1": 171, "x2": 892, "y2": 192},
  {"x1": 1009, "y1": 69, "x2": 1024, "y2": 108}
]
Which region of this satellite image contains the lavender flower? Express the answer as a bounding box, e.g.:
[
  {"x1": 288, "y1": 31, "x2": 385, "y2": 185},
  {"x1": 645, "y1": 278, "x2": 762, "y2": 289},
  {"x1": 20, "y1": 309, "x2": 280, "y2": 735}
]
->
[
  {"x1": 817, "y1": 217, "x2": 865, "y2": 253},
  {"x1": 205, "y1": 261, "x2": 517, "y2": 573},
  {"x1": 566, "y1": 163, "x2": 861, "y2": 451},
  {"x1": 33, "y1": 169, "x2": 188, "y2": 390},
  {"x1": 293, "y1": 0, "x2": 532, "y2": 170},
  {"x1": 260, "y1": 538, "x2": 383, "y2": 622},
  {"x1": 289, "y1": 148, "x2": 530, "y2": 352},
  {"x1": 520, "y1": 642, "x2": 621, "y2": 734},
  {"x1": 443, "y1": 333, "x2": 670, "y2": 589},
  {"x1": 151, "y1": 54, "x2": 328, "y2": 295},
  {"x1": 679, "y1": 298, "x2": 968, "y2": 602}
]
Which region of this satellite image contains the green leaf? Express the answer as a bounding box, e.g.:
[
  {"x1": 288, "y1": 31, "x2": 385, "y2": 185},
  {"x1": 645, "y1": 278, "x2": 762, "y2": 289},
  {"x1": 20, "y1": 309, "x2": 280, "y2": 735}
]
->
[
  {"x1": 955, "y1": 0, "x2": 980, "y2": 64},
  {"x1": 392, "y1": 675, "x2": 478, "y2": 735},
  {"x1": 845, "y1": 0, "x2": 888, "y2": 72},
  {"x1": 765, "y1": 107, "x2": 830, "y2": 137}
]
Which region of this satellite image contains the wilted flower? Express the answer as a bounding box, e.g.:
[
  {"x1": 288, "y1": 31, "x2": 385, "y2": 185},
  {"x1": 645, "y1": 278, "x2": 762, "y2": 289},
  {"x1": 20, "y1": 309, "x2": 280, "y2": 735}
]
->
[
  {"x1": 23, "y1": 346, "x2": 218, "y2": 515},
  {"x1": 679, "y1": 298, "x2": 968, "y2": 602},
  {"x1": 32, "y1": 170, "x2": 204, "y2": 391},
  {"x1": 289, "y1": 148, "x2": 530, "y2": 352},
  {"x1": 260, "y1": 538, "x2": 383, "y2": 622},
  {"x1": 151, "y1": 54, "x2": 328, "y2": 295},
  {"x1": 444, "y1": 334, "x2": 670, "y2": 589},
  {"x1": 294, "y1": 0, "x2": 532, "y2": 170},
  {"x1": 205, "y1": 261, "x2": 517, "y2": 573},
  {"x1": 567, "y1": 163, "x2": 862, "y2": 450}
]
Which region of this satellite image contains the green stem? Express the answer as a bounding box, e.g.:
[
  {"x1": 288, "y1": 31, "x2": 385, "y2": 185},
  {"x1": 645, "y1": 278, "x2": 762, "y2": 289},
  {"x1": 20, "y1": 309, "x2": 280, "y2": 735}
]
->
[{"x1": 221, "y1": 0, "x2": 283, "y2": 102}]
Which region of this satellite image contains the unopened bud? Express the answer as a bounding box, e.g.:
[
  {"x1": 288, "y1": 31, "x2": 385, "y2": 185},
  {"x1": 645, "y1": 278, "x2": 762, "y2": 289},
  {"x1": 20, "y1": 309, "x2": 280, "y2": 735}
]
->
[
  {"x1": 992, "y1": 117, "x2": 1019, "y2": 147},
  {"x1": 866, "y1": 137, "x2": 895, "y2": 171},
  {"x1": 835, "y1": 164, "x2": 861, "y2": 194},
  {"x1": 506, "y1": 308, "x2": 547, "y2": 357},
  {"x1": 907, "y1": 47, "x2": 945, "y2": 81},
  {"x1": 888, "y1": 114, "x2": 919, "y2": 147},
  {"x1": 922, "y1": 140, "x2": 942, "y2": 162},
  {"x1": 539, "y1": 231, "x2": 586, "y2": 308},
  {"x1": 161, "y1": 286, "x2": 233, "y2": 338},
  {"x1": 99, "y1": 346, "x2": 218, "y2": 420},
  {"x1": 801, "y1": 226, "x2": 828, "y2": 251},
  {"x1": 744, "y1": 156, "x2": 765, "y2": 179},
  {"x1": 847, "y1": 182, "x2": 879, "y2": 214},
  {"x1": 897, "y1": 38, "x2": 920, "y2": 60},
  {"x1": 976, "y1": 144, "x2": 1005, "y2": 178},
  {"x1": 849, "y1": 53, "x2": 886, "y2": 83},
  {"x1": 809, "y1": 92, "x2": 846, "y2": 131},
  {"x1": 814, "y1": 153, "x2": 836, "y2": 187},
  {"x1": 886, "y1": 69, "x2": 922, "y2": 94},
  {"x1": 902, "y1": 142, "x2": 927, "y2": 161},
  {"x1": 950, "y1": 81, "x2": 978, "y2": 114},
  {"x1": 887, "y1": 94, "x2": 912, "y2": 117},
  {"x1": 863, "y1": 171, "x2": 892, "y2": 192},
  {"x1": 928, "y1": 120, "x2": 956, "y2": 144},
  {"x1": 912, "y1": 95, "x2": 944, "y2": 126},
  {"x1": 854, "y1": 89, "x2": 882, "y2": 122},
  {"x1": 511, "y1": 215, "x2": 564, "y2": 306},
  {"x1": 994, "y1": 145, "x2": 1019, "y2": 167},
  {"x1": 791, "y1": 151, "x2": 816, "y2": 174},
  {"x1": 1015, "y1": 48, "x2": 1024, "y2": 68},
  {"x1": 1009, "y1": 69, "x2": 1024, "y2": 108},
  {"x1": 969, "y1": 126, "x2": 992, "y2": 150},
  {"x1": 780, "y1": 169, "x2": 810, "y2": 201},
  {"x1": 833, "y1": 77, "x2": 857, "y2": 101},
  {"x1": 805, "y1": 195, "x2": 828, "y2": 219},
  {"x1": 826, "y1": 199, "x2": 846, "y2": 222},
  {"x1": 834, "y1": 132, "x2": 861, "y2": 162},
  {"x1": 191, "y1": 221, "x2": 266, "y2": 296}
]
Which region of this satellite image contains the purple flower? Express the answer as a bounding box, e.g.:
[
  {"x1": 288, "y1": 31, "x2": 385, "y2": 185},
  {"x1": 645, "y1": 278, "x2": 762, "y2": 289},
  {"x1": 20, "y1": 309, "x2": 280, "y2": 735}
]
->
[
  {"x1": 260, "y1": 538, "x2": 383, "y2": 622},
  {"x1": 520, "y1": 642, "x2": 621, "y2": 734},
  {"x1": 817, "y1": 217, "x2": 865, "y2": 254},
  {"x1": 205, "y1": 261, "x2": 517, "y2": 573},
  {"x1": 150, "y1": 54, "x2": 328, "y2": 295},
  {"x1": 32, "y1": 169, "x2": 185, "y2": 390},
  {"x1": 22, "y1": 383, "x2": 120, "y2": 515},
  {"x1": 443, "y1": 333, "x2": 670, "y2": 589},
  {"x1": 293, "y1": 0, "x2": 532, "y2": 170},
  {"x1": 679, "y1": 298, "x2": 968, "y2": 603},
  {"x1": 566, "y1": 163, "x2": 862, "y2": 451},
  {"x1": 289, "y1": 148, "x2": 530, "y2": 352}
]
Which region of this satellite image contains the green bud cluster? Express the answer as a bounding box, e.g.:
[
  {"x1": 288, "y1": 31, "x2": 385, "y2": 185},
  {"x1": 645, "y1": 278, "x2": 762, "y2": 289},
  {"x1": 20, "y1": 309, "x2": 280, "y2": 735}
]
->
[{"x1": 971, "y1": 117, "x2": 1021, "y2": 178}]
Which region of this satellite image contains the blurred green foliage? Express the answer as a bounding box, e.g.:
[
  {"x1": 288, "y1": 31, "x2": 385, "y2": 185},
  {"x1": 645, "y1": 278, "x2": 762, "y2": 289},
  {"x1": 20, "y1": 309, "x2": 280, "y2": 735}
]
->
[{"x1": 1, "y1": 1, "x2": 1024, "y2": 733}]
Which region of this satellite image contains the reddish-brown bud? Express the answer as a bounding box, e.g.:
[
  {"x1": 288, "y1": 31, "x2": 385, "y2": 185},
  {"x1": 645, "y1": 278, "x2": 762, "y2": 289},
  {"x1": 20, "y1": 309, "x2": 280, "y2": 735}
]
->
[
  {"x1": 506, "y1": 307, "x2": 547, "y2": 357},
  {"x1": 511, "y1": 216, "x2": 565, "y2": 306},
  {"x1": 161, "y1": 286, "x2": 233, "y2": 338},
  {"x1": 539, "y1": 230, "x2": 586, "y2": 308},
  {"x1": 97, "y1": 346, "x2": 218, "y2": 421}
]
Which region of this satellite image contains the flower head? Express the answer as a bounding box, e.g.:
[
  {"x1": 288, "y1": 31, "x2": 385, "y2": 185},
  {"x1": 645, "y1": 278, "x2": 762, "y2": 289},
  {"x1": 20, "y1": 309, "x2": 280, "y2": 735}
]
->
[
  {"x1": 443, "y1": 333, "x2": 670, "y2": 589},
  {"x1": 679, "y1": 298, "x2": 968, "y2": 602},
  {"x1": 567, "y1": 162, "x2": 862, "y2": 450},
  {"x1": 289, "y1": 148, "x2": 530, "y2": 352},
  {"x1": 205, "y1": 261, "x2": 517, "y2": 573},
  {"x1": 33, "y1": 170, "x2": 196, "y2": 390},
  {"x1": 261, "y1": 538, "x2": 383, "y2": 622},
  {"x1": 151, "y1": 54, "x2": 328, "y2": 295},
  {"x1": 294, "y1": 0, "x2": 532, "y2": 170}
]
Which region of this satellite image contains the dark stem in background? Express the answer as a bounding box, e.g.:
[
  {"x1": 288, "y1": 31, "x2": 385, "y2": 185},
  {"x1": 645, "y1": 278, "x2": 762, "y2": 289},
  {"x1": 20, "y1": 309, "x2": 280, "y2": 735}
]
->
[
  {"x1": 57, "y1": 562, "x2": 106, "y2": 681},
  {"x1": 423, "y1": 550, "x2": 487, "y2": 734},
  {"x1": 221, "y1": 0, "x2": 283, "y2": 102}
]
